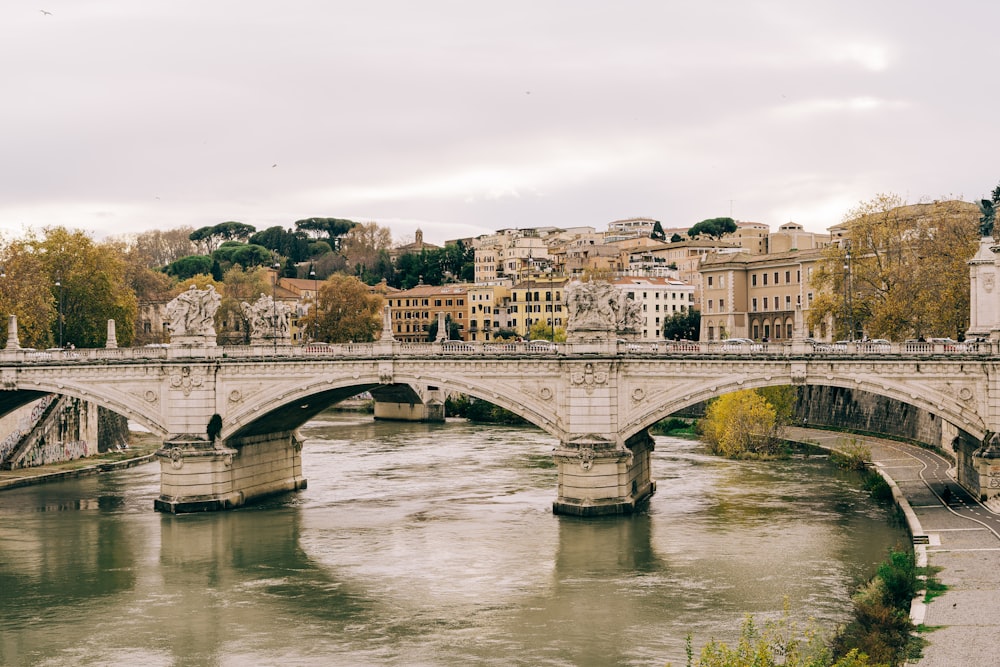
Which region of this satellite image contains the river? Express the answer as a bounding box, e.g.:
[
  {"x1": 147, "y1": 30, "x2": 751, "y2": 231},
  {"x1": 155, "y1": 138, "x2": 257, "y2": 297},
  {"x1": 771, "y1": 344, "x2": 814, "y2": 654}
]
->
[{"x1": 0, "y1": 414, "x2": 908, "y2": 666}]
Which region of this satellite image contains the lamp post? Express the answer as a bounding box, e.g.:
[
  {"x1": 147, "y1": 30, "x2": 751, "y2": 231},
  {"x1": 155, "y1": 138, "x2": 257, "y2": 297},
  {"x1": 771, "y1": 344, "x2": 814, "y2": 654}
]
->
[
  {"x1": 545, "y1": 267, "x2": 555, "y2": 341},
  {"x1": 843, "y1": 249, "x2": 854, "y2": 341},
  {"x1": 309, "y1": 265, "x2": 318, "y2": 343},
  {"x1": 272, "y1": 260, "x2": 280, "y2": 353},
  {"x1": 55, "y1": 279, "x2": 63, "y2": 348}
]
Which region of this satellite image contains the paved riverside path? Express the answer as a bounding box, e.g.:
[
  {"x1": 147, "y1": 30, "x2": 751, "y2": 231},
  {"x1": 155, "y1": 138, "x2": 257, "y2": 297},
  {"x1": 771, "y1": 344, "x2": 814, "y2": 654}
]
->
[
  {"x1": 0, "y1": 435, "x2": 159, "y2": 490},
  {"x1": 785, "y1": 427, "x2": 1000, "y2": 667}
]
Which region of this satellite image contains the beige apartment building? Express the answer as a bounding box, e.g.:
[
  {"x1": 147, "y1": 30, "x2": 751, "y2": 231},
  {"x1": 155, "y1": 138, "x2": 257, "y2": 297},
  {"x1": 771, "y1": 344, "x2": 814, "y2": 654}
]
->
[
  {"x1": 610, "y1": 276, "x2": 694, "y2": 341},
  {"x1": 698, "y1": 249, "x2": 826, "y2": 342}
]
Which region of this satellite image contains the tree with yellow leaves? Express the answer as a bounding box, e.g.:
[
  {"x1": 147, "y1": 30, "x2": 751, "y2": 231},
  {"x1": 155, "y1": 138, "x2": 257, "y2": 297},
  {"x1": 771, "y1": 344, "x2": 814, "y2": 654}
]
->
[
  {"x1": 807, "y1": 194, "x2": 979, "y2": 340},
  {"x1": 700, "y1": 389, "x2": 783, "y2": 458}
]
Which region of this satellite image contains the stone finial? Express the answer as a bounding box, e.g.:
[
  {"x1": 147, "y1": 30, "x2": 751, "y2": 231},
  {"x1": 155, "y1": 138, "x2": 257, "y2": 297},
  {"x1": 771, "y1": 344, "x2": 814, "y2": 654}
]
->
[
  {"x1": 435, "y1": 312, "x2": 447, "y2": 342},
  {"x1": 379, "y1": 304, "x2": 395, "y2": 341},
  {"x1": 6, "y1": 314, "x2": 19, "y2": 350},
  {"x1": 106, "y1": 319, "x2": 118, "y2": 349}
]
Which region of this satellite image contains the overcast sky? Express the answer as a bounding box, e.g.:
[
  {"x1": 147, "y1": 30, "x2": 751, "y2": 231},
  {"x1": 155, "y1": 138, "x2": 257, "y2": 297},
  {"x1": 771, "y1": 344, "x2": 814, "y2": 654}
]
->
[{"x1": 2, "y1": 1, "x2": 996, "y2": 246}]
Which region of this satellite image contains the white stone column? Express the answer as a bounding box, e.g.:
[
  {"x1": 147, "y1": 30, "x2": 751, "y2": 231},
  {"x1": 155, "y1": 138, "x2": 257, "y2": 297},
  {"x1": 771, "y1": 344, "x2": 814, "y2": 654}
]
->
[
  {"x1": 106, "y1": 319, "x2": 118, "y2": 348},
  {"x1": 5, "y1": 314, "x2": 19, "y2": 350}
]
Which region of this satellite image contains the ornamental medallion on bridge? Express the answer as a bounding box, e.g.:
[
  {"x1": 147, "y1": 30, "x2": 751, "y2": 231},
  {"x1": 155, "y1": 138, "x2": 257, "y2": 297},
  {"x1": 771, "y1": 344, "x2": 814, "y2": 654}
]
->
[
  {"x1": 570, "y1": 362, "x2": 608, "y2": 395},
  {"x1": 169, "y1": 366, "x2": 204, "y2": 396},
  {"x1": 1, "y1": 369, "x2": 15, "y2": 390}
]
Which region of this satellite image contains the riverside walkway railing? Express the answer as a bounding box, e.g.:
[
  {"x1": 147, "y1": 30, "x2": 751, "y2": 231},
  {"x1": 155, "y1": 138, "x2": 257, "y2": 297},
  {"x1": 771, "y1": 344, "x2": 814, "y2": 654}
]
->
[{"x1": 0, "y1": 338, "x2": 995, "y2": 363}]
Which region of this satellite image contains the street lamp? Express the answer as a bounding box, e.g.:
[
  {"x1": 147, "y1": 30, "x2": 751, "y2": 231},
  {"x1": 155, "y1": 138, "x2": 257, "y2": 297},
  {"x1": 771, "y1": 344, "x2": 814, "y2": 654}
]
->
[
  {"x1": 272, "y1": 260, "x2": 280, "y2": 353},
  {"x1": 309, "y1": 265, "x2": 318, "y2": 343},
  {"x1": 843, "y1": 250, "x2": 853, "y2": 341},
  {"x1": 55, "y1": 279, "x2": 63, "y2": 348},
  {"x1": 545, "y1": 267, "x2": 555, "y2": 341}
]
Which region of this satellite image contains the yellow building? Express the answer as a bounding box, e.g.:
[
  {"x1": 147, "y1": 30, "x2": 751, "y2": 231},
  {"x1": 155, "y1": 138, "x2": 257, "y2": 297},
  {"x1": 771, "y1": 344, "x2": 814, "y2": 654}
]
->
[
  {"x1": 508, "y1": 276, "x2": 568, "y2": 338},
  {"x1": 388, "y1": 284, "x2": 469, "y2": 342},
  {"x1": 466, "y1": 284, "x2": 511, "y2": 341}
]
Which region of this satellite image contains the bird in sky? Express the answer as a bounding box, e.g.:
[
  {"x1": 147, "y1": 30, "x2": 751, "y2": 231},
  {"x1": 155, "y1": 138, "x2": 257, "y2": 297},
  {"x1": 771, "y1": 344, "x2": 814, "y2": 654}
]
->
[
  {"x1": 271, "y1": 163, "x2": 278, "y2": 168},
  {"x1": 40, "y1": 9, "x2": 52, "y2": 15}
]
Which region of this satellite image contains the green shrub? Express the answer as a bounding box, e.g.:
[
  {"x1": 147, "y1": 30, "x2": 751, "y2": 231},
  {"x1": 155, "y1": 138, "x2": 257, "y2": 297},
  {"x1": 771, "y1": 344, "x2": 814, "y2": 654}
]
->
[{"x1": 830, "y1": 438, "x2": 871, "y2": 471}]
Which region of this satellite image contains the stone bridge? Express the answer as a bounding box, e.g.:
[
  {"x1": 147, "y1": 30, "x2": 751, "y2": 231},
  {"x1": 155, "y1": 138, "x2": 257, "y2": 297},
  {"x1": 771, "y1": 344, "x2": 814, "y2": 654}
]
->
[{"x1": 2, "y1": 336, "x2": 1000, "y2": 515}]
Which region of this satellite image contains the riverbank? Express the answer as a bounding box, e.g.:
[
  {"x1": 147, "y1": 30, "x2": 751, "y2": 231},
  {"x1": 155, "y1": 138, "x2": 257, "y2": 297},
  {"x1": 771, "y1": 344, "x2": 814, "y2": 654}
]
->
[
  {"x1": 0, "y1": 431, "x2": 160, "y2": 490},
  {"x1": 785, "y1": 426, "x2": 1000, "y2": 667}
]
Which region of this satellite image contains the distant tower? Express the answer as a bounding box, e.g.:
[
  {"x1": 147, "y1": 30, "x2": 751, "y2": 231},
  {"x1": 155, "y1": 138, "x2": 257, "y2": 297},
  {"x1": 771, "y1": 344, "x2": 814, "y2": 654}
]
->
[{"x1": 415, "y1": 228, "x2": 424, "y2": 248}]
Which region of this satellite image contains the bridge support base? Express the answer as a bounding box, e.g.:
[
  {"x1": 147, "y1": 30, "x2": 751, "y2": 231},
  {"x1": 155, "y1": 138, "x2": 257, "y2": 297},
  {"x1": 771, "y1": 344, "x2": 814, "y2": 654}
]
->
[
  {"x1": 154, "y1": 431, "x2": 307, "y2": 514},
  {"x1": 552, "y1": 431, "x2": 655, "y2": 516},
  {"x1": 373, "y1": 400, "x2": 445, "y2": 422}
]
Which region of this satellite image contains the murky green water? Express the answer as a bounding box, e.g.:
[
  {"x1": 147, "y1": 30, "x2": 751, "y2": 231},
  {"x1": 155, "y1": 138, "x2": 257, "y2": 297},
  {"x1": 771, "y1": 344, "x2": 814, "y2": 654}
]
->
[{"x1": 0, "y1": 415, "x2": 907, "y2": 666}]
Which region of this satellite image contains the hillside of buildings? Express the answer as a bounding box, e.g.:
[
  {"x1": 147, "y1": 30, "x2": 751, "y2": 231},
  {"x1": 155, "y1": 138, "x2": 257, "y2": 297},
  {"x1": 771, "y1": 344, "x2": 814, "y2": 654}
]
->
[{"x1": 0, "y1": 196, "x2": 986, "y2": 350}]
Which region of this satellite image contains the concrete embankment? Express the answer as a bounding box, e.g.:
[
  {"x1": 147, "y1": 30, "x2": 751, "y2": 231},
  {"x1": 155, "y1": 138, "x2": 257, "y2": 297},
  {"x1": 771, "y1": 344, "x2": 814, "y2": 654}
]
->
[
  {"x1": 0, "y1": 432, "x2": 160, "y2": 490},
  {"x1": 785, "y1": 426, "x2": 1000, "y2": 667}
]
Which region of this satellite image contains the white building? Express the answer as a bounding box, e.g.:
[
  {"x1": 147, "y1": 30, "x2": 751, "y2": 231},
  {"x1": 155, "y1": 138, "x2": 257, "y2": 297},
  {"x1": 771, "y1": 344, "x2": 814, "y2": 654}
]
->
[{"x1": 611, "y1": 276, "x2": 695, "y2": 341}]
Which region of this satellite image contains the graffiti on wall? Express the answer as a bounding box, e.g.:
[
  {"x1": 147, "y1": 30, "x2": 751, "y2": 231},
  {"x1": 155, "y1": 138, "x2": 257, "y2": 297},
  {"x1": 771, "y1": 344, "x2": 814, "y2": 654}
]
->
[
  {"x1": 0, "y1": 395, "x2": 56, "y2": 463},
  {"x1": 19, "y1": 440, "x2": 88, "y2": 468}
]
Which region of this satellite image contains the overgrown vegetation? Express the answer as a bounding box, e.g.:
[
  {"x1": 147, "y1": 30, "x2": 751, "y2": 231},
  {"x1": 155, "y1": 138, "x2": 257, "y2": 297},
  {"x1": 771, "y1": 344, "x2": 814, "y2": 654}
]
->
[
  {"x1": 445, "y1": 394, "x2": 528, "y2": 425},
  {"x1": 651, "y1": 417, "x2": 697, "y2": 436},
  {"x1": 829, "y1": 438, "x2": 872, "y2": 471},
  {"x1": 677, "y1": 549, "x2": 921, "y2": 667},
  {"x1": 699, "y1": 389, "x2": 786, "y2": 458}
]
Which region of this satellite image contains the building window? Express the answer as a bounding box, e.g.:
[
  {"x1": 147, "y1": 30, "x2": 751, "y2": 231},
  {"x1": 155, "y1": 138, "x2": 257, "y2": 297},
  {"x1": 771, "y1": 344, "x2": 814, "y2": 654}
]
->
[
  {"x1": 773, "y1": 272, "x2": 779, "y2": 284},
  {"x1": 785, "y1": 270, "x2": 791, "y2": 284},
  {"x1": 763, "y1": 273, "x2": 768, "y2": 286},
  {"x1": 785, "y1": 295, "x2": 791, "y2": 308},
  {"x1": 719, "y1": 298, "x2": 725, "y2": 311},
  {"x1": 752, "y1": 274, "x2": 758, "y2": 287},
  {"x1": 707, "y1": 276, "x2": 713, "y2": 287},
  {"x1": 763, "y1": 297, "x2": 769, "y2": 310},
  {"x1": 752, "y1": 298, "x2": 757, "y2": 312}
]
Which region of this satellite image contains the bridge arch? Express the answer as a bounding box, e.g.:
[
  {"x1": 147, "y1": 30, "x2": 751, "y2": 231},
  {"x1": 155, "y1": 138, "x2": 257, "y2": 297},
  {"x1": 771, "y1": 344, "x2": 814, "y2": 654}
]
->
[
  {"x1": 621, "y1": 373, "x2": 986, "y2": 444},
  {"x1": 223, "y1": 371, "x2": 561, "y2": 442},
  {"x1": 11, "y1": 379, "x2": 169, "y2": 437}
]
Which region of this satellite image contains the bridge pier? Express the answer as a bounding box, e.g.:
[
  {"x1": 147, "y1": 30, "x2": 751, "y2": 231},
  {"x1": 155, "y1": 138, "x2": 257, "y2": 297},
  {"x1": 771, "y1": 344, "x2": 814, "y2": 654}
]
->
[
  {"x1": 552, "y1": 431, "x2": 655, "y2": 516},
  {"x1": 154, "y1": 431, "x2": 307, "y2": 513}
]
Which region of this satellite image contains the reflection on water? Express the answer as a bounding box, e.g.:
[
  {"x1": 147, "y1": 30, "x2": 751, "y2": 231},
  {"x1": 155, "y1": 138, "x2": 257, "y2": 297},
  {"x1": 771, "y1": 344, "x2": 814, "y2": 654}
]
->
[{"x1": 0, "y1": 414, "x2": 907, "y2": 666}]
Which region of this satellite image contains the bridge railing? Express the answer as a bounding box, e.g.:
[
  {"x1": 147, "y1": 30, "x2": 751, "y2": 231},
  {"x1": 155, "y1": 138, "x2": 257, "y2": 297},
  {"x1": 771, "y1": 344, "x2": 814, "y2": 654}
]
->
[{"x1": 1, "y1": 338, "x2": 997, "y2": 363}]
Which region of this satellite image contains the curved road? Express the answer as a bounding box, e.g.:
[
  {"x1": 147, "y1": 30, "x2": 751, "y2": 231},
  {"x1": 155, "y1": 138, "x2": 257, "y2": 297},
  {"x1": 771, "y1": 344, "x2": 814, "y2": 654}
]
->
[{"x1": 786, "y1": 427, "x2": 1000, "y2": 666}]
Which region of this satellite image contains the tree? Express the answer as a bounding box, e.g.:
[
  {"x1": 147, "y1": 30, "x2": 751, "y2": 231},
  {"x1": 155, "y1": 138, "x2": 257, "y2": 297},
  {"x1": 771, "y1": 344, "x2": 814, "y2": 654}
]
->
[
  {"x1": 650, "y1": 220, "x2": 666, "y2": 241},
  {"x1": 29, "y1": 227, "x2": 138, "y2": 348},
  {"x1": 212, "y1": 242, "x2": 273, "y2": 269},
  {"x1": 303, "y1": 274, "x2": 383, "y2": 343},
  {"x1": 807, "y1": 195, "x2": 979, "y2": 340},
  {"x1": 294, "y1": 217, "x2": 356, "y2": 248},
  {"x1": 0, "y1": 237, "x2": 57, "y2": 348},
  {"x1": 217, "y1": 266, "x2": 269, "y2": 344},
  {"x1": 700, "y1": 390, "x2": 783, "y2": 458},
  {"x1": 120, "y1": 227, "x2": 197, "y2": 268},
  {"x1": 164, "y1": 255, "x2": 213, "y2": 280},
  {"x1": 688, "y1": 217, "x2": 737, "y2": 240},
  {"x1": 342, "y1": 222, "x2": 393, "y2": 275},
  {"x1": 662, "y1": 308, "x2": 700, "y2": 340},
  {"x1": 249, "y1": 226, "x2": 310, "y2": 262},
  {"x1": 755, "y1": 385, "x2": 796, "y2": 425},
  {"x1": 670, "y1": 232, "x2": 684, "y2": 243},
  {"x1": 426, "y1": 314, "x2": 461, "y2": 341},
  {"x1": 527, "y1": 320, "x2": 566, "y2": 342},
  {"x1": 189, "y1": 222, "x2": 256, "y2": 254}
]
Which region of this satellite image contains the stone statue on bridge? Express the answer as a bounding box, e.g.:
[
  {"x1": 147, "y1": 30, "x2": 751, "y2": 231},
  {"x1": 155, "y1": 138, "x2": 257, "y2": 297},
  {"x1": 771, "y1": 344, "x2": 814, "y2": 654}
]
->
[
  {"x1": 566, "y1": 281, "x2": 642, "y2": 341},
  {"x1": 241, "y1": 293, "x2": 292, "y2": 344},
  {"x1": 166, "y1": 285, "x2": 221, "y2": 343}
]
